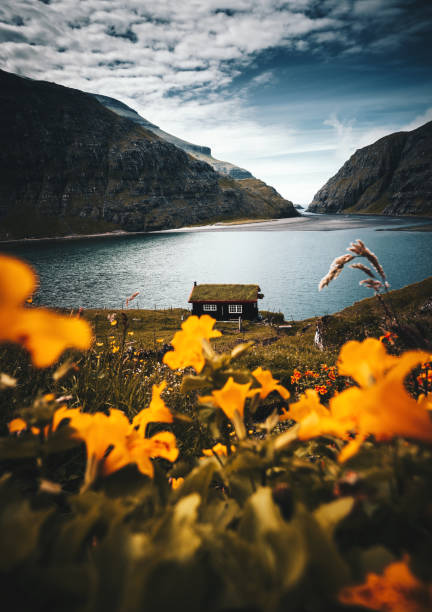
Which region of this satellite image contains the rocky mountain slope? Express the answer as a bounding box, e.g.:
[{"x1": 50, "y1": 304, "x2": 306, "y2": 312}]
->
[
  {"x1": 94, "y1": 93, "x2": 253, "y2": 179},
  {"x1": 308, "y1": 121, "x2": 432, "y2": 216},
  {"x1": 0, "y1": 70, "x2": 297, "y2": 240}
]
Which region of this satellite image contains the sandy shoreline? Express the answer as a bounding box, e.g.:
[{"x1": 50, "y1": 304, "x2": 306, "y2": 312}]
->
[
  {"x1": 0, "y1": 214, "x2": 431, "y2": 245},
  {"x1": 156, "y1": 213, "x2": 432, "y2": 233}
]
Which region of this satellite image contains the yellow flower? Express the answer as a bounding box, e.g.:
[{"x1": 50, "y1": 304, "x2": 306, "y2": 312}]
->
[
  {"x1": 170, "y1": 477, "x2": 184, "y2": 490},
  {"x1": 8, "y1": 418, "x2": 28, "y2": 434},
  {"x1": 252, "y1": 366, "x2": 290, "y2": 399},
  {"x1": 8, "y1": 416, "x2": 50, "y2": 438},
  {"x1": 339, "y1": 557, "x2": 432, "y2": 612},
  {"x1": 202, "y1": 442, "x2": 236, "y2": 457},
  {"x1": 128, "y1": 331, "x2": 134, "y2": 336},
  {"x1": 112, "y1": 346, "x2": 120, "y2": 354},
  {"x1": 156, "y1": 338, "x2": 164, "y2": 343},
  {"x1": 163, "y1": 315, "x2": 221, "y2": 373},
  {"x1": 200, "y1": 376, "x2": 252, "y2": 424},
  {"x1": 110, "y1": 320, "x2": 117, "y2": 326},
  {"x1": 280, "y1": 389, "x2": 330, "y2": 424},
  {"x1": 53, "y1": 403, "x2": 178, "y2": 479},
  {"x1": 292, "y1": 339, "x2": 432, "y2": 462},
  {"x1": 96, "y1": 342, "x2": 104, "y2": 347},
  {"x1": 132, "y1": 381, "x2": 173, "y2": 436},
  {"x1": 0, "y1": 255, "x2": 92, "y2": 367},
  {"x1": 337, "y1": 337, "x2": 398, "y2": 387}
]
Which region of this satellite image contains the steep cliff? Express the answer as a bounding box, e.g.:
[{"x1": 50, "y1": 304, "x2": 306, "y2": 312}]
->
[
  {"x1": 308, "y1": 121, "x2": 432, "y2": 216},
  {"x1": 93, "y1": 93, "x2": 253, "y2": 179},
  {"x1": 0, "y1": 70, "x2": 297, "y2": 240}
]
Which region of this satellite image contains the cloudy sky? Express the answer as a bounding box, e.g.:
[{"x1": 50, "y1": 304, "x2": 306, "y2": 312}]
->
[{"x1": 1, "y1": 0, "x2": 431, "y2": 204}]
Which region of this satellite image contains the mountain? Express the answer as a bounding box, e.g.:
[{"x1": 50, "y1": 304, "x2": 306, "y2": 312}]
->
[
  {"x1": 0, "y1": 70, "x2": 297, "y2": 240},
  {"x1": 308, "y1": 121, "x2": 432, "y2": 216},
  {"x1": 93, "y1": 94, "x2": 253, "y2": 179}
]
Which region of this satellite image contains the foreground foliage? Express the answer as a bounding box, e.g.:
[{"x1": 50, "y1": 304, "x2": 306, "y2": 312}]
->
[{"x1": 0, "y1": 255, "x2": 432, "y2": 612}]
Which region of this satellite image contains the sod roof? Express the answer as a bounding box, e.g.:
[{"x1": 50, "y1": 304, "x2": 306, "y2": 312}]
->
[{"x1": 189, "y1": 284, "x2": 262, "y2": 303}]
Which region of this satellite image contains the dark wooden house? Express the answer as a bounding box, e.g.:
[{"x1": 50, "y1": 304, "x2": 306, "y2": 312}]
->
[{"x1": 188, "y1": 283, "x2": 264, "y2": 321}]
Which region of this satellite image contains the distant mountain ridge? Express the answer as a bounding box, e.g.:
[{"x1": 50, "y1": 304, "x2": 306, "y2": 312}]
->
[
  {"x1": 0, "y1": 70, "x2": 298, "y2": 240},
  {"x1": 308, "y1": 121, "x2": 432, "y2": 216},
  {"x1": 93, "y1": 93, "x2": 253, "y2": 179}
]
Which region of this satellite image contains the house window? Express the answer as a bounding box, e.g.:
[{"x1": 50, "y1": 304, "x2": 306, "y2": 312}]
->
[
  {"x1": 203, "y1": 304, "x2": 217, "y2": 311},
  {"x1": 228, "y1": 304, "x2": 243, "y2": 314}
]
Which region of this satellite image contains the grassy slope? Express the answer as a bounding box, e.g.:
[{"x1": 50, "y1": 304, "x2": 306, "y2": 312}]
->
[
  {"x1": 0, "y1": 276, "x2": 430, "y2": 430},
  {"x1": 82, "y1": 276, "x2": 432, "y2": 386}
]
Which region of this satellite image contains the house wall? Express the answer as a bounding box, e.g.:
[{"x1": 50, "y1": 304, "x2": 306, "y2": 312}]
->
[{"x1": 191, "y1": 302, "x2": 258, "y2": 320}]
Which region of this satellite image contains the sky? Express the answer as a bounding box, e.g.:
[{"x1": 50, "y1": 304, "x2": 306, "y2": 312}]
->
[{"x1": 1, "y1": 0, "x2": 431, "y2": 204}]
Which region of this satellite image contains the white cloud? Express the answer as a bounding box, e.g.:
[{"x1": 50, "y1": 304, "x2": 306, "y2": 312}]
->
[
  {"x1": 402, "y1": 108, "x2": 432, "y2": 132},
  {"x1": 0, "y1": 0, "x2": 430, "y2": 204}
]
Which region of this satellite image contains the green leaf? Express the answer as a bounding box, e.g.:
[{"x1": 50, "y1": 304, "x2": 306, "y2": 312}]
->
[
  {"x1": 238, "y1": 488, "x2": 308, "y2": 592},
  {"x1": 217, "y1": 369, "x2": 252, "y2": 384},
  {"x1": 43, "y1": 426, "x2": 82, "y2": 454},
  {"x1": 359, "y1": 546, "x2": 395, "y2": 576},
  {"x1": 0, "y1": 436, "x2": 39, "y2": 460},
  {"x1": 201, "y1": 498, "x2": 240, "y2": 530},
  {"x1": 173, "y1": 461, "x2": 219, "y2": 505},
  {"x1": 181, "y1": 375, "x2": 210, "y2": 392},
  {"x1": 51, "y1": 492, "x2": 126, "y2": 563},
  {"x1": 295, "y1": 505, "x2": 351, "y2": 594},
  {"x1": 313, "y1": 497, "x2": 355, "y2": 536},
  {"x1": 0, "y1": 498, "x2": 52, "y2": 571},
  {"x1": 230, "y1": 341, "x2": 255, "y2": 360}
]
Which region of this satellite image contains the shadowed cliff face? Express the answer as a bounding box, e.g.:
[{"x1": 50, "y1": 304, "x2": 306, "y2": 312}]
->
[
  {"x1": 0, "y1": 70, "x2": 297, "y2": 239},
  {"x1": 308, "y1": 121, "x2": 432, "y2": 216},
  {"x1": 93, "y1": 93, "x2": 253, "y2": 178}
]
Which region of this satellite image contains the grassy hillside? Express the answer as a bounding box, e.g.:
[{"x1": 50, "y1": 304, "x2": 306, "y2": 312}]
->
[{"x1": 0, "y1": 273, "x2": 432, "y2": 611}]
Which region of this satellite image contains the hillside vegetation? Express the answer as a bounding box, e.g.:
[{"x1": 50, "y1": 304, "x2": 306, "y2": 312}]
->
[
  {"x1": 0, "y1": 69, "x2": 298, "y2": 240},
  {"x1": 0, "y1": 253, "x2": 431, "y2": 612},
  {"x1": 308, "y1": 120, "x2": 432, "y2": 216}
]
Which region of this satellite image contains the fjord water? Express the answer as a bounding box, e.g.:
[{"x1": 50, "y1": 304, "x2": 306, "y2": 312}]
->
[{"x1": 2, "y1": 217, "x2": 432, "y2": 320}]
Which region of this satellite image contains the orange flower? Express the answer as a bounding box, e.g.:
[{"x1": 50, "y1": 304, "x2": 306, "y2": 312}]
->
[
  {"x1": 291, "y1": 369, "x2": 302, "y2": 384},
  {"x1": 202, "y1": 442, "x2": 236, "y2": 457},
  {"x1": 0, "y1": 255, "x2": 92, "y2": 367},
  {"x1": 170, "y1": 477, "x2": 184, "y2": 490},
  {"x1": 327, "y1": 367, "x2": 337, "y2": 382},
  {"x1": 304, "y1": 369, "x2": 319, "y2": 378},
  {"x1": 163, "y1": 314, "x2": 221, "y2": 373},
  {"x1": 52, "y1": 393, "x2": 178, "y2": 479},
  {"x1": 314, "y1": 384, "x2": 328, "y2": 395},
  {"x1": 200, "y1": 376, "x2": 252, "y2": 423},
  {"x1": 337, "y1": 337, "x2": 398, "y2": 387},
  {"x1": 132, "y1": 381, "x2": 173, "y2": 436},
  {"x1": 280, "y1": 389, "x2": 330, "y2": 424},
  {"x1": 251, "y1": 367, "x2": 290, "y2": 400},
  {"x1": 339, "y1": 558, "x2": 432, "y2": 612},
  {"x1": 379, "y1": 330, "x2": 398, "y2": 345},
  {"x1": 8, "y1": 418, "x2": 28, "y2": 434},
  {"x1": 296, "y1": 339, "x2": 432, "y2": 462}
]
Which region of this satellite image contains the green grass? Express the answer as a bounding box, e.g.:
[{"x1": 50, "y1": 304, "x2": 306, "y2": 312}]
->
[
  {"x1": 0, "y1": 279, "x2": 432, "y2": 611},
  {"x1": 1, "y1": 276, "x2": 430, "y2": 433}
]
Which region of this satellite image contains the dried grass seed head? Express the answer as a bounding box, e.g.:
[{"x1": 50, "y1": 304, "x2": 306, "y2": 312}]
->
[
  {"x1": 359, "y1": 279, "x2": 383, "y2": 292},
  {"x1": 349, "y1": 263, "x2": 376, "y2": 279},
  {"x1": 348, "y1": 239, "x2": 386, "y2": 280}
]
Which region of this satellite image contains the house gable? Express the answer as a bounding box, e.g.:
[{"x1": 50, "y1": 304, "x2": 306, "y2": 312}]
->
[{"x1": 189, "y1": 283, "x2": 263, "y2": 320}]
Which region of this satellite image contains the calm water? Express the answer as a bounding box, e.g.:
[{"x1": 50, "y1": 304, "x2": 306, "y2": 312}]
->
[{"x1": 2, "y1": 215, "x2": 432, "y2": 320}]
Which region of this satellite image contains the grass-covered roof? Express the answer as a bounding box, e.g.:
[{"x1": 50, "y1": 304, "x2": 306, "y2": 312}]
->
[{"x1": 189, "y1": 284, "x2": 262, "y2": 302}]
